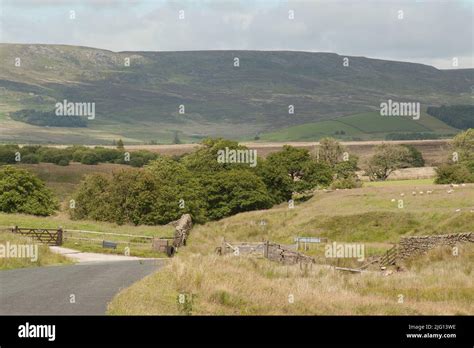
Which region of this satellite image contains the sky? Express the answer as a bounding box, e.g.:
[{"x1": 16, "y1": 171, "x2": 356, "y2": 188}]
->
[{"x1": 0, "y1": 0, "x2": 473, "y2": 69}]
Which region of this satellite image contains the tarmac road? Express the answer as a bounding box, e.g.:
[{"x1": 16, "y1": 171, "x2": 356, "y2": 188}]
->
[{"x1": 0, "y1": 259, "x2": 164, "y2": 315}]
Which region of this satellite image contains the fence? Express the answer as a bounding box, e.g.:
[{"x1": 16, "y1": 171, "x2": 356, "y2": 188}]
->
[
  {"x1": 5, "y1": 214, "x2": 193, "y2": 258},
  {"x1": 11, "y1": 226, "x2": 63, "y2": 246}
]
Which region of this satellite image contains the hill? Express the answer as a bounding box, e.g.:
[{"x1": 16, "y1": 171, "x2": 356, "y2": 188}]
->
[
  {"x1": 260, "y1": 111, "x2": 459, "y2": 141},
  {"x1": 0, "y1": 43, "x2": 472, "y2": 144},
  {"x1": 107, "y1": 182, "x2": 474, "y2": 315}
]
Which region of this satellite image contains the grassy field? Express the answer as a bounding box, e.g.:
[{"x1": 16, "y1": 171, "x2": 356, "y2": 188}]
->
[
  {"x1": 0, "y1": 213, "x2": 174, "y2": 258},
  {"x1": 0, "y1": 230, "x2": 72, "y2": 270},
  {"x1": 18, "y1": 162, "x2": 129, "y2": 202},
  {"x1": 107, "y1": 181, "x2": 474, "y2": 315},
  {"x1": 260, "y1": 112, "x2": 458, "y2": 142}
]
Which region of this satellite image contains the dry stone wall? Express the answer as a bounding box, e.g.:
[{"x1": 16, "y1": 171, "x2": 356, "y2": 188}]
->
[
  {"x1": 398, "y1": 233, "x2": 473, "y2": 260},
  {"x1": 265, "y1": 242, "x2": 315, "y2": 265},
  {"x1": 172, "y1": 214, "x2": 193, "y2": 248}
]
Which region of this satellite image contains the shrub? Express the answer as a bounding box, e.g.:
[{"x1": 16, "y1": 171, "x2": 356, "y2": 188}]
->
[
  {"x1": 93, "y1": 147, "x2": 123, "y2": 163},
  {"x1": 21, "y1": 153, "x2": 40, "y2": 164},
  {"x1": 127, "y1": 151, "x2": 158, "y2": 168},
  {"x1": 434, "y1": 164, "x2": 474, "y2": 184},
  {"x1": 80, "y1": 152, "x2": 100, "y2": 165},
  {"x1": 57, "y1": 159, "x2": 70, "y2": 166},
  {"x1": 0, "y1": 145, "x2": 18, "y2": 164},
  {"x1": 401, "y1": 144, "x2": 425, "y2": 167},
  {"x1": 38, "y1": 148, "x2": 71, "y2": 166},
  {"x1": 331, "y1": 177, "x2": 362, "y2": 189},
  {"x1": 0, "y1": 166, "x2": 58, "y2": 216}
]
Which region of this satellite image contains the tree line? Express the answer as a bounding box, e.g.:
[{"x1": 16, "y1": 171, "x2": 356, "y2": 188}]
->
[
  {"x1": 0, "y1": 136, "x2": 443, "y2": 223},
  {"x1": 0, "y1": 143, "x2": 157, "y2": 167}
]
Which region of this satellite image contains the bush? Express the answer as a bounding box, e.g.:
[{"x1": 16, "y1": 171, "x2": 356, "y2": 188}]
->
[
  {"x1": 0, "y1": 145, "x2": 18, "y2": 164},
  {"x1": 0, "y1": 166, "x2": 58, "y2": 216},
  {"x1": 57, "y1": 159, "x2": 70, "y2": 166},
  {"x1": 38, "y1": 148, "x2": 71, "y2": 166},
  {"x1": 21, "y1": 153, "x2": 40, "y2": 164},
  {"x1": 331, "y1": 177, "x2": 362, "y2": 189},
  {"x1": 401, "y1": 145, "x2": 425, "y2": 167},
  {"x1": 434, "y1": 129, "x2": 474, "y2": 184},
  {"x1": 127, "y1": 151, "x2": 158, "y2": 168},
  {"x1": 93, "y1": 147, "x2": 123, "y2": 163},
  {"x1": 80, "y1": 152, "x2": 100, "y2": 165},
  {"x1": 20, "y1": 145, "x2": 41, "y2": 156},
  {"x1": 434, "y1": 164, "x2": 474, "y2": 184}
]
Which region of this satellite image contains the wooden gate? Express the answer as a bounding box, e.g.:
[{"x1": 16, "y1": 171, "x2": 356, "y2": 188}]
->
[
  {"x1": 11, "y1": 226, "x2": 63, "y2": 246},
  {"x1": 379, "y1": 245, "x2": 398, "y2": 266}
]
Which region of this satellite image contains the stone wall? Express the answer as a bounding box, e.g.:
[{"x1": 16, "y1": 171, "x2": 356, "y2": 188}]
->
[
  {"x1": 398, "y1": 232, "x2": 473, "y2": 260},
  {"x1": 172, "y1": 214, "x2": 193, "y2": 248},
  {"x1": 265, "y1": 242, "x2": 315, "y2": 265},
  {"x1": 218, "y1": 240, "x2": 314, "y2": 265}
]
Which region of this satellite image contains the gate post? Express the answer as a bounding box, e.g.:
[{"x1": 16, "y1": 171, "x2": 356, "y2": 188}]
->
[{"x1": 57, "y1": 227, "x2": 63, "y2": 246}]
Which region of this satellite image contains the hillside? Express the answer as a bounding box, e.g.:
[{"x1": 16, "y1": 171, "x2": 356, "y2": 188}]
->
[
  {"x1": 0, "y1": 43, "x2": 472, "y2": 144},
  {"x1": 108, "y1": 182, "x2": 474, "y2": 315},
  {"x1": 260, "y1": 111, "x2": 459, "y2": 141}
]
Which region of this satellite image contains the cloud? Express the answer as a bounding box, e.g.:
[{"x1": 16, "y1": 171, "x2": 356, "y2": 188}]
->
[{"x1": 1, "y1": 0, "x2": 472, "y2": 68}]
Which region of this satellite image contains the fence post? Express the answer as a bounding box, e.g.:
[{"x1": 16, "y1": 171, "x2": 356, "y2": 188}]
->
[
  {"x1": 264, "y1": 240, "x2": 269, "y2": 259},
  {"x1": 57, "y1": 227, "x2": 63, "y2": 246}
]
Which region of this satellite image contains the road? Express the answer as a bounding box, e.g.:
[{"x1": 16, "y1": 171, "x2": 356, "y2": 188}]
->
[{"x1": 0, "y1": 259, "x2": 164, "y2": 315}]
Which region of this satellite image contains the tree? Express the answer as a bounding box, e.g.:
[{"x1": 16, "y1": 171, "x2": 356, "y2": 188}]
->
[
  {"x1": 266, "y1": 145, "x2": 334, "y2": 191},
  {"x1": 182, "y1": 138, "x2": 249, "y2": 175},
  {"x1": 145, "y1": 157, "x2": 207, "y2": 223},
  {"x1": 401, "y1": 144, "x2": 425, "y2": 168},
  {"x1": 318, "y1": 137, "x2": 344, "y2": 168},
  {"x1": 365, "y1": 144, "x2": 410, "y2": 181},
  {"x1": 0, "y1": 166, "x2": 58, "y2": 216},
  {"x1": 451, "y1": 128, "x2": 473, "y2": 163},
  {"x1": 266, "y1": 145, "x2": 310, "y2": 181},
  {"x1": 256, "y1": 158, "x2": 293, "y2": 204},
  {"x1": 71, "y1": 161, "x2": 208, "y2": 225},
  {"x1": 116, "y1": 139, "x2": 124, "y2": 150},
  {"x1": 69, "y1": 174, "x2": 112, "y2": 221},
  {"x1": 172, "y1": 131, "x2": 181, "y2": 144},
  {"x1": 434, "y1": 129, "x2": 474, "y2": 184},
  {"x1": 201, "y1": 169, "x2": 273, "y2": 220}
]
